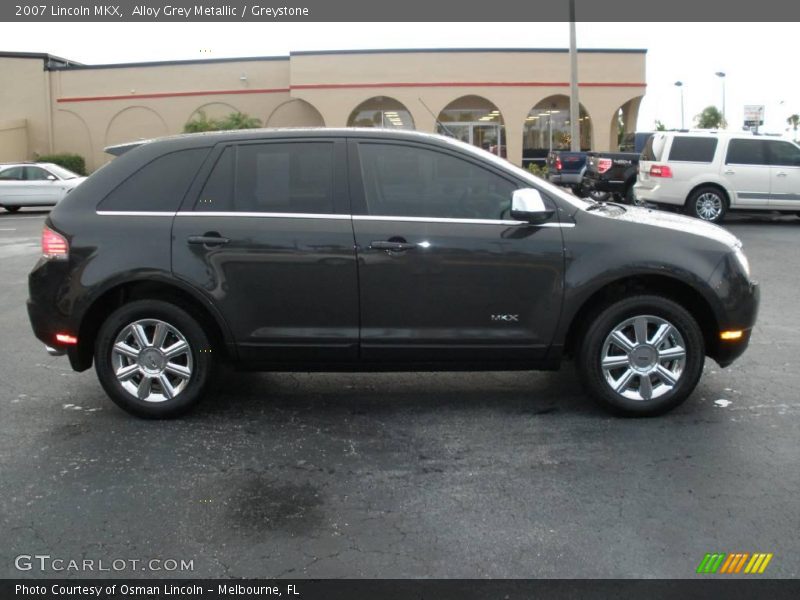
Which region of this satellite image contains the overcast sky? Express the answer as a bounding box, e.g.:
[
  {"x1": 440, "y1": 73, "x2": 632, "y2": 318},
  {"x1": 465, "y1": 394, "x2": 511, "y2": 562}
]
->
[{"x1": 3, "y1": 21, "x2": 798, "y2": 136}]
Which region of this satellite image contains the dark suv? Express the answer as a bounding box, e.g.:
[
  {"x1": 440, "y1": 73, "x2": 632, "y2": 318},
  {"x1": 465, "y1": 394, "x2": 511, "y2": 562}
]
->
[{"x1": 27, "y1": 129, "x2": 759, "y2": 418}]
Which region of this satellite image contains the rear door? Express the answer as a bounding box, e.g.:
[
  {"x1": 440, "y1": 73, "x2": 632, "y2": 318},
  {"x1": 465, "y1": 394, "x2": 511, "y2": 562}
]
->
[
  {"x1": 0, "y1": 166, "x2": 26, "y2": 204},
  {"x1": 721, "y1": 138, "x2": 771, "y2": 208},
  {"x1": 171, "y1": 138, "x2": 359, "y2": 363},
  {"x1": 349, "y1": 138, "x2": 565, "y2": 364},
  {"x1": 766, "y1": 140, "x2": 800, "y2": 209}
]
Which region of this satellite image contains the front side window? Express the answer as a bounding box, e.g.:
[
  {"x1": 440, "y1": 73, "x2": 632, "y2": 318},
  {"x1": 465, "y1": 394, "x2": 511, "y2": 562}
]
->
[
  {"x1": 357, "y1": 143, "x2": 517, "y2": 220},
  {"x1": 0, "y1": 167, "x2": 24, "y2": 181},
  {"x1": 667, "y1": 137, "x2": 718, "y2": 162},
  {"x1": 196, "y1": 142, "x2": 334, "y2": 214},
  {"x1": 726, "y1": 139, "x2": 769, "y2": 166},
  {"x1": 767, "y1": 141, "x2": 800, "y2": 167},
  {"x1": 24, "y1": 167, "x2": 52, "y2": 181}
]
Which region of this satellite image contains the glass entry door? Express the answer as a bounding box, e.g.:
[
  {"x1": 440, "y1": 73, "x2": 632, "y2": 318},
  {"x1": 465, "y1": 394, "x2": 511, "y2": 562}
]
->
[{"x1": 437, "y1": 122, "x2": 504, "y2": 157}]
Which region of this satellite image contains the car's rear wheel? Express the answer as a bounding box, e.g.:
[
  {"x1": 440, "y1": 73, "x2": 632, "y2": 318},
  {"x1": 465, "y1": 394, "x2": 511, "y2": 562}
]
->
[
  {"x1": 2, "y1": 205, "x2": 20, "y2": 213},
  {"x1": 687, "y1": 186, "x2": 727, "y2": 223},
  {"x1": 577, "y1": 295, "x2": 705, "y2": 416},
  {"x1": 95, "y1": 300, "x2": 215, "y2": 418}
]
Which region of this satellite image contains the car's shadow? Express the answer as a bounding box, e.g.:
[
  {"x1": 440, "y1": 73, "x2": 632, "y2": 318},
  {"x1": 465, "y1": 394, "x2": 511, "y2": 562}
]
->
[{"x1": 189, "y1": 366, "x2": 600, "y2": 421}]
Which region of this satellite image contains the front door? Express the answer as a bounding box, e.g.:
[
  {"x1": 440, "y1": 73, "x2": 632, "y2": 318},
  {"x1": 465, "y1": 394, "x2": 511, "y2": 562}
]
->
[
  {"x1": 349, "y1": 139, "x2": 565, "y2": 364},
  {"x1": 171, "y1": 138, "x2": 359, "y2": 363},
  {"x1": 722, "y1": 138, "x2": 771, "y2": 208},
  {"x1": 766, "y1": 140, "x2": 800, "y2": 209}
]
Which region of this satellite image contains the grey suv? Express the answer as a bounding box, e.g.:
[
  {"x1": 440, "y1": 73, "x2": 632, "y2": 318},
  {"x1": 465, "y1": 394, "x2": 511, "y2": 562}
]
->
[{"x1": 27, "y1": 129, "x2": 759, "y2": 418}]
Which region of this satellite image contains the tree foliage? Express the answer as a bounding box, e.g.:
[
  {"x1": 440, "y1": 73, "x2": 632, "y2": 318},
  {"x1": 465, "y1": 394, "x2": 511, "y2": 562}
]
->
[
  {"x1": 654, "y1": 120, "x2": 667, "y2": 131},
  {"x1": 694, "y1": 106, "x2": 726, "y2": 129},
  {"x1": 787, "y1": 114, "x2": 800, "y2": 140},
  {"x1": 183, "y1": 111, "x2": 262, "y2": 133}
]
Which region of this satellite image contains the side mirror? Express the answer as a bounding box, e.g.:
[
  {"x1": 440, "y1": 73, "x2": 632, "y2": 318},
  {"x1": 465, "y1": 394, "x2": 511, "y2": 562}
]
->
[
  {"x1": 511, "y1": 188, "x2": 555, "y2": 223},
  {"x1": 46, "y1": 175, "x2": 57, "y2": 181}
]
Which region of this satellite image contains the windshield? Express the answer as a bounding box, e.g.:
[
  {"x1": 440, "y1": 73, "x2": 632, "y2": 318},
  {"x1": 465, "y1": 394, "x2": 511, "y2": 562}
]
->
[
  {"x1": 444, "y1": 136, "x2": 589, "y2": 210},
  {"x1": 44, "y1": 164, "x2": 80, "y2": 180}
]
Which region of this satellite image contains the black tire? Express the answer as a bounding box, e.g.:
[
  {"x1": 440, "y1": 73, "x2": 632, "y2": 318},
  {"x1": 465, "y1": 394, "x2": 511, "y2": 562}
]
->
[
  {"x1": 576, "y1": 295, "x2": 705, "y2": 417},
  {"x1": 94, "y1": 300, "x2": 215, "y2": 418},
  {"x1": 686, "y1": 186, "x2": 727, "y2": 223},
  {"x1": 625, "y1": 183, "x2": 645, "y2": 206},
  {"x1": 3, "y1": 205, "x2": 21, "y2": 213}
]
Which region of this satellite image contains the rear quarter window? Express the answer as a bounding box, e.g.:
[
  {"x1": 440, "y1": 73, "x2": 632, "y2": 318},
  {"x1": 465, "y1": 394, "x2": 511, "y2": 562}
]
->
[
  {"x1": 98, "y1": 148, "x2": 210, "y2": 212},
  {"x1": 667, "y1": 137, "x2": 718, "y2": 162}
]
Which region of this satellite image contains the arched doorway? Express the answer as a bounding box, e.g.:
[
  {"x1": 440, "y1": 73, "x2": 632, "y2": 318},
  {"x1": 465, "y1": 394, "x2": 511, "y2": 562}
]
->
[
  {"x1": 436, "y1": 95, "x2": 506, "y2": 157},
  {"x1": 347, "y1": 96, "x2": 415, "y2": 129},
  {"x1": 522, "y1": 95, "x2": 592, "y2": 167},
  {"x1": 267, "y1": 99, "x2": 325, "y2": 128}
]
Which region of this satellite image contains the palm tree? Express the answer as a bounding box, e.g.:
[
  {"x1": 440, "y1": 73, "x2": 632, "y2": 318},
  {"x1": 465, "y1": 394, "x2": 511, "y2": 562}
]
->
[
  {"x1": 695, "y1": 106, "x2": 726, "y2": 129},
  {"x1": 787, "y1": 114, "x2": 800, "y2": 141}
]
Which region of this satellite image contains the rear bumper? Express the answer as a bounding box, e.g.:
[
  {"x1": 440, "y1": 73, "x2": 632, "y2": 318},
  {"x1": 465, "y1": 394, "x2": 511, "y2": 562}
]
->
[
  {"x1": 548, "y1": 173, "x2": 583, "y2": 186},
  {"x1": 583, "y1": 175, "x2": 625, "y2": 194},
  {"x1": 633, "y1": 182, "x2": 684, "y2": 206}
]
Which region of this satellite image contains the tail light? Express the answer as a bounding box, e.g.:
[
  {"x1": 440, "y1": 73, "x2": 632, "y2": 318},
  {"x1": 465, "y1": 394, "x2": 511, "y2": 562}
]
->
[
  {"x1": 42, "y1": 226, "x2": 69, "y2": 260},
  {"x1": 649, "y1": 165, "x2": 673, "y2": 178},
  {"x1": 597, "y1": 158, "x2": 613, "y2": 174},
  {"x1": 555, "y1": 157, "x2": 563, "y2": 171}
]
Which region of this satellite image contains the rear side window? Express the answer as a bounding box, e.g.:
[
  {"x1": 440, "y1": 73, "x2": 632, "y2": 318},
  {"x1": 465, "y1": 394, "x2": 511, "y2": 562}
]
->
[
  {"x1": 98, "y1": 148, "x2": 209, "y2": 212},
  {"x1": 767, "y1": 141, "x2": 800, "y2": 167},
  {"x1": 195, "y1": 142, "x2": 334, "y2": 214},
  {"x1": 726, "y1": 139, "x2": 768, "y2": 165},
  {"x1": 667, "y1": 137, "x2": 718, "y2": 162},
  {"x1": 0, "y1": 167, "x2": 24, "y2": 180}
]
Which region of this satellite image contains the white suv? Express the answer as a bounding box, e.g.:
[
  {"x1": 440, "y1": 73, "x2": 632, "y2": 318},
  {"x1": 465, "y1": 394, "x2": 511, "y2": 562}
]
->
[{"x1": 634, "y1": 131, "x2": 800, "y2": 223}]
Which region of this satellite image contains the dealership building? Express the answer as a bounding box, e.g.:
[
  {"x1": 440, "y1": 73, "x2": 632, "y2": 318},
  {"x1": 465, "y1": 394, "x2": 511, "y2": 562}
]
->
[{"x1": 0, "y1": 48, "x2": 646, "y2": 171}]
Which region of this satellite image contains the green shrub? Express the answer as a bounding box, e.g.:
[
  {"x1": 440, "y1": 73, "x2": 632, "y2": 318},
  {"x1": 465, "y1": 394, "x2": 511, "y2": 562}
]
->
[
  {"x1": 183, "y1": 111, "x2": 262, "y2": 133},
  {"x1": 526, "y1": 162, "x2": 548, "y2": 178},
  {"x1": 36, "y1": 153, "x2": 87, "y2": 176}
]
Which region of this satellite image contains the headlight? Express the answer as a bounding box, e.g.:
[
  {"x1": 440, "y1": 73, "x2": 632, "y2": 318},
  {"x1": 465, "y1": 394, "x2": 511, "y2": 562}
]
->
[{"x1": 733, "y1": 246, "x2": 751, "y2": 279}]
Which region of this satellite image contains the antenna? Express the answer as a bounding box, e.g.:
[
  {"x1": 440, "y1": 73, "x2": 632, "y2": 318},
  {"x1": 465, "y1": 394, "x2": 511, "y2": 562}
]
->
[{"x1": 418, "y1": 98, "x2": 454, "y2": 137}]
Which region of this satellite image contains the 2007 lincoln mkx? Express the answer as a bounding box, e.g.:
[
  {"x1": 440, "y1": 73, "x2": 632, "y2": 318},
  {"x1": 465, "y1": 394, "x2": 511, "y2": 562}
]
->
[{"x1": 27, "y1": 129, "x2": 758, "y2": 418}]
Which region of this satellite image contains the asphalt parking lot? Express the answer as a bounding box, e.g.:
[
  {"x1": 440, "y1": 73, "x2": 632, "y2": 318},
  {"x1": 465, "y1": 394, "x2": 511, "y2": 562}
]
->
[{"x1": 1, "y1": 208, "x2": 798, "y2": 579}]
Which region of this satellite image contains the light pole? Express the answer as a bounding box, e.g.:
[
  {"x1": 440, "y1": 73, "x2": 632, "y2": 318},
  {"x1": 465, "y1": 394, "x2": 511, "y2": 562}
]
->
[
  {"x1": 715, "y1": 72, "x2": 726, "y2": 127},
  {"x1": 675, "y1": 81, "x2": 685, "y2": 129},
  {"x1": 568, "y1": 0, "x2": 580, "y2": 151}
]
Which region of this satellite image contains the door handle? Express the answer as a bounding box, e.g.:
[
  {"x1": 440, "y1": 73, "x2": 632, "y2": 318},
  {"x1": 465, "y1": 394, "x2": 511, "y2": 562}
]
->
[
  {"x1": 187, "y1": 234, "x2": 230, "y2": 246},
  {"x1": 724, "y1": 170, "x2": 736, "y2": 175},
  {"x1": 776, "y1": 172, "x2": 788, "y2": 177},
  {"x1": 369, "y1": 240, "x2": 416, "y2": 252}
]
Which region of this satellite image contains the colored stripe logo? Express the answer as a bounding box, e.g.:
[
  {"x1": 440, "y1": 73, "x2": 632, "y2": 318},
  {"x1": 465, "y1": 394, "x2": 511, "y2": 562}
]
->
[{"x1": 697, "y1": 552, "x2": 773, "y2": 574}]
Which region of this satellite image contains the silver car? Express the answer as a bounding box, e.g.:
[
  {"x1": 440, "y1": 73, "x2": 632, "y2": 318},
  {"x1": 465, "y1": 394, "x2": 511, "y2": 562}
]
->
[{"x1": 0, "y1": 163, "x2": 86, "y2": 213}]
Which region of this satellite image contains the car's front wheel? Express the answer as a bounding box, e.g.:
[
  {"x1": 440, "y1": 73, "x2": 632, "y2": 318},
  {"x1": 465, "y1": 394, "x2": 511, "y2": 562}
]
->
[
  {"x1": 577, "y1": 295, "x2": 705, "y2": 416},
  {"x1": 687, "y1": 186, "x2": 727, "y2": 223},
  {"x1": 95, "y1": 300, "x2": 215, "y2": 418}
]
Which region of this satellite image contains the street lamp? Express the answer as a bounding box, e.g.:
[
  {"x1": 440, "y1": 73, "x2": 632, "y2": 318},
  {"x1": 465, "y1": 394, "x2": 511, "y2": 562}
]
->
[
  {"x1": 715, "y1": 72, "x2": 726, "y2": 127},
  {"x1": 674, "y1": 81, "x2": 685, "y2": 129}
]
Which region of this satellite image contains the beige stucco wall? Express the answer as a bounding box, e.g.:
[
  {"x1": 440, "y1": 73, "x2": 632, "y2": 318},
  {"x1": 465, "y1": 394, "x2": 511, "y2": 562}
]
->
[
  {"x1": 0, "y1": 57, "x2": 52, "y2": 160},
  {"x1": 0, "y1": 119, "x2": 29, "y2": 162},
  {"x1": 0, "y1": 50, "x2": 645, "y2": 171}
]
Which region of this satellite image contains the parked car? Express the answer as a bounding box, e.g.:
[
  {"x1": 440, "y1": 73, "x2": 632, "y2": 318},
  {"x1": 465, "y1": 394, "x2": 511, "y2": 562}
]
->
[
  {"x1": 0, "y1": 163, "x2": 86, "y2": 212},
  {"x1": 546, "y1": 150, "x2": 587, "y2": 194},
  {"x1": 583, "y1": 151, "x2": 641, "y2": 204},
  {"x1": 635, "y1": 131, "x2": 800, "y2": 223},
  {"x1": 28, "y1": 129, "x2": 758, "y2": 419}
]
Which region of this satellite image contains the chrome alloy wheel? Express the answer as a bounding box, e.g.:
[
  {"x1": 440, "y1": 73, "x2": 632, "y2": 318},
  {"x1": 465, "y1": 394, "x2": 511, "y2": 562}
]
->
[
  {"x1": 111, "y1": 319, "x2": 193, "y2": 402},
  {"x1": 600, "y1": 315, "x2": 686, "y2": 401},
  {"x1": 695, "y1": 192, "x2": 723, "y2": 221}
]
